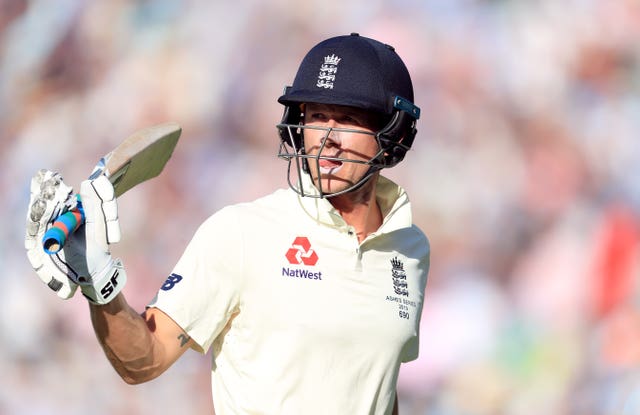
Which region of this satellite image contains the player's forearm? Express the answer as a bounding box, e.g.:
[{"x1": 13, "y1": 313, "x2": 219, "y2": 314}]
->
[{"x1": 89, "y1": 293, "x2": 164, "y2": 384}]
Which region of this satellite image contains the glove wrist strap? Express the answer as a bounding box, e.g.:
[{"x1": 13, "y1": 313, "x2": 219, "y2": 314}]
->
[{"x1": 80, "y1": 258, "x2": 127, "y2": 305}]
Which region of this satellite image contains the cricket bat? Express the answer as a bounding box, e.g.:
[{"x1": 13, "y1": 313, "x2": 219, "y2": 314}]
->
[{"x1": 42, "y1": 122, "x2": 182, "y2": 254}]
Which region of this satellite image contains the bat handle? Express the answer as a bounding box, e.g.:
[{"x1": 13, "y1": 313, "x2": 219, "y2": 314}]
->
[{"x1": 42, "y1": 197, "x2": 85, "y2": 254}]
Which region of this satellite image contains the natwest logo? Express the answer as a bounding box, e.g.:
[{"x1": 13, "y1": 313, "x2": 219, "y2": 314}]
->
[{"x1": 285, "y1": 236, "x2": 318, "y2": 266}]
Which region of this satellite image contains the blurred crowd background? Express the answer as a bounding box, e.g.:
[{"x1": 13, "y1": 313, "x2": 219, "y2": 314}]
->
[{"x1": 1, "y1": 0, "x2": 639, "y2": 414}]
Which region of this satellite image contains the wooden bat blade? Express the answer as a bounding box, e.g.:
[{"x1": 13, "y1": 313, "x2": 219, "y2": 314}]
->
[
  {"x1": 42, "y1": 122, "x2": 182, "y2": 254},
  {"x1": 104, "y1": 122, "x2": 182, "y2": 197}
]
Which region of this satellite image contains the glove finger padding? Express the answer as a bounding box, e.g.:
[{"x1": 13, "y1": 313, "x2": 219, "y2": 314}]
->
[{"x1": 25, "y1": 169, "x2": 79, "y2": 299}]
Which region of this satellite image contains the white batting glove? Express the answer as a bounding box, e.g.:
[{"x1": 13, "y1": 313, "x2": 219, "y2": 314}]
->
[
  {"x1": 25, "y1": 169, "x2": 79, "y2": 299},
  {"x1": 76, "y1": 175, "x2": 127, "y2": 304}
]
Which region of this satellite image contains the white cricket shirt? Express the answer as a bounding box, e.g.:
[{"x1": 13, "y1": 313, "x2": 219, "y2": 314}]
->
[{"x1": 149, "y1": 175, "x2": 430, "y2": 415}]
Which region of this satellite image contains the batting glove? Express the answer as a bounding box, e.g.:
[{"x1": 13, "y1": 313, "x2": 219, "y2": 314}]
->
[
  {"x1": 76, "y1": 174, "x2": 127, "y2": 304},
  {"x1": 25, "y1": 170, "x2": 127, "y2": 305},
  {"x1": 25, "y1": 169, "x2": 79, "y2": 299}
]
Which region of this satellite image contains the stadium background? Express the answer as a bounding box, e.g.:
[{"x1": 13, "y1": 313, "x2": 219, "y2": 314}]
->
[{"x1": 1, "y1": 1, "x2": 639, "y2": 414}]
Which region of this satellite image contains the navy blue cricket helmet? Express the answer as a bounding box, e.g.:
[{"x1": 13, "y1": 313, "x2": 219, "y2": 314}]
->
[{"x1": 277, "y1": 33, "x2": 421, "y2": 197}]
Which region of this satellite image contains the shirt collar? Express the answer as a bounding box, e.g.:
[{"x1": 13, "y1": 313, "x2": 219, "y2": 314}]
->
[{"x1": 295, "y1": 173, "x2": 412, "y2": 233}]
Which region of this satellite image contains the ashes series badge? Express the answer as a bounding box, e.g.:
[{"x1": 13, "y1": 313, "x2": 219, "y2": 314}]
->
[{"x1": 385, "y1": 257, "x2": 417, "y2": 320}]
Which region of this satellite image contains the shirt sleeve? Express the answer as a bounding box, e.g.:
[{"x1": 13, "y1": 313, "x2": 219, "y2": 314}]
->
[{"x1": 148, "y1": 206, "x2": 244, "y2": 354}]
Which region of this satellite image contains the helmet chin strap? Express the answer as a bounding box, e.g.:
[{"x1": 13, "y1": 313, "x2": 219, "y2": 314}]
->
[
  {"x1": 308, "y1": 162, "x2": 381, "y2": 199},
  {"x1": 286, "y1": 161, "x2": 382, "y2": 199}
]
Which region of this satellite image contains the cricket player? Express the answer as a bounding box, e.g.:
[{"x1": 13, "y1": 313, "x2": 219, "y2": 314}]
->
[{"x1": 25, "y1": 33, "x2": 429, "y2": 415}]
